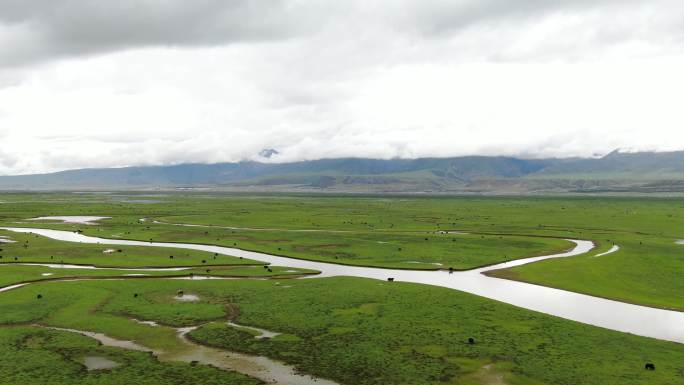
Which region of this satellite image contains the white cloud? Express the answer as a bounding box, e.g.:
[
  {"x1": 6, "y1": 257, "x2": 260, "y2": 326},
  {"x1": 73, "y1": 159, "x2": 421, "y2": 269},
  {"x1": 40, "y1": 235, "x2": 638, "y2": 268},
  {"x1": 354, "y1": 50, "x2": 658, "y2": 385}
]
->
[{"x1": 1, "y1": 0, "x2": 684, "y2": 174}]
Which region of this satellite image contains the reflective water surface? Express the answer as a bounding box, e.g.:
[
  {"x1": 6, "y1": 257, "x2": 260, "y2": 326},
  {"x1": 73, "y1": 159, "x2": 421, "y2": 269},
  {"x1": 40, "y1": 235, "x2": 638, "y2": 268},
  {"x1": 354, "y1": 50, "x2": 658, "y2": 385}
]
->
[
  {"x1": 227, "y1": 321, "x2": 282, "y2": 339},
  {"x1": 593, "y1": 245, "x2": 620, "y2": 257}
]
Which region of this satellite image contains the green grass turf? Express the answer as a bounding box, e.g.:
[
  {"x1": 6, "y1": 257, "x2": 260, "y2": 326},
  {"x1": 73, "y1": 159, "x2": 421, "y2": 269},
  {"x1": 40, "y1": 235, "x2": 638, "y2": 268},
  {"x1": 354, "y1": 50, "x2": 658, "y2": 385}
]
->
[
  {"x1": 3, "y1": 192, "x2": 682, "y2": 308},
  {"x1": 0, "y1": 277, "x2": 682, "y2": 385}
]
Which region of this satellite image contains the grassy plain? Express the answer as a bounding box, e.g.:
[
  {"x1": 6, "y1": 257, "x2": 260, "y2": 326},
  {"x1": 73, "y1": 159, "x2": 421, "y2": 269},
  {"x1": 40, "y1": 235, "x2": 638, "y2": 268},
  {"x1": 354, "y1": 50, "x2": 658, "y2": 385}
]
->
[
  {"x1": 1, "y1": 192, "x2": 683, "y2": 309},
  {"x1": 0, "y1": 193, "x2": 573, "y2": 270},
  {"x1": 0, "y1": 277, "x2": 683, "y2": 385},
  {"x1": 1, "y1": 192, "x2": 684, "y2": 384}
]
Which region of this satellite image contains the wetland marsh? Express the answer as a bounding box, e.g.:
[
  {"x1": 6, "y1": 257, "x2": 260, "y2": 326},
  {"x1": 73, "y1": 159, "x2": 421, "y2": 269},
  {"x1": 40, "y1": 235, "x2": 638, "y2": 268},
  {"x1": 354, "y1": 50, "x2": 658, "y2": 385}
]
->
[{"x1": 1, "y1": 193, "x2": 683, "y2": 385}]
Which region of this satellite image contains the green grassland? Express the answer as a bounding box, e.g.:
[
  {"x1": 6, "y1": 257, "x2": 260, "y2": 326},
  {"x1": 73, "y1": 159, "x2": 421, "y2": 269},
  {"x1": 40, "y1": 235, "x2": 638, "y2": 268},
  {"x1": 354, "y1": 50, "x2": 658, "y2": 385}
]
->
[
  {"x1": 1, "y1": 192, "x2": 684, "y2": 384},
  {"x1": 1, "y1": 193, "x2": 683, "y2": 310},
  {"x1": 0, "y1": 229, "x2": 260, "y2": 267},
  {"x1": 0, "y1": 277, "x2": 682, "y2": 385},
  {"x1": 83, "y1": 224, "x2": 568, "y2": 270},
  {"x1": 0, "y1": 194, "x2": 574, "y2": 270},
  {"x1": 0, "y1": 326, "x2": 261, "y2": 385}
]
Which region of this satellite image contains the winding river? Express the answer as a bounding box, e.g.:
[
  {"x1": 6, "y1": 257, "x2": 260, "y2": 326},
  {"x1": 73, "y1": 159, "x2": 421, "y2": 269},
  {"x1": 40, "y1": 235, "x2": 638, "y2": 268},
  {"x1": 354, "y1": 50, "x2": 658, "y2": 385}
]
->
[{"x1": 2, "y1": 226, "x2": 684, "y2": 345}]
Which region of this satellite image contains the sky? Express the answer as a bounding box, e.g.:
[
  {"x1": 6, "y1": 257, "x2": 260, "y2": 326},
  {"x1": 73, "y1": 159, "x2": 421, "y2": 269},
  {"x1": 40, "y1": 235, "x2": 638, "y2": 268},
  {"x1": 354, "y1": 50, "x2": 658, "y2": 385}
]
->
[{"x1": 1, "y1": 0, "x2": 684, "y2": 175}]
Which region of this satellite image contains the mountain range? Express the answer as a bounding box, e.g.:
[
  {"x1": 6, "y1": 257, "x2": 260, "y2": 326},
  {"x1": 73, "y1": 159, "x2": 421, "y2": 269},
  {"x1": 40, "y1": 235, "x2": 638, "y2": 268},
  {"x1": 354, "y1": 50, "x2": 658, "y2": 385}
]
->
[{"x1": 2, "y1": 150, "x2": 684, "y2": 193}]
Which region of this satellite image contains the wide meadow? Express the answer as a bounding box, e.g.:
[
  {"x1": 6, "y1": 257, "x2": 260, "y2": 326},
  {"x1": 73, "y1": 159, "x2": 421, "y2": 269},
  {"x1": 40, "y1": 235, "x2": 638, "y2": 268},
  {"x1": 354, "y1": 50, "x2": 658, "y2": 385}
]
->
[{"x1": 1, "y1": 192, "x2": 683, "y2": 385}]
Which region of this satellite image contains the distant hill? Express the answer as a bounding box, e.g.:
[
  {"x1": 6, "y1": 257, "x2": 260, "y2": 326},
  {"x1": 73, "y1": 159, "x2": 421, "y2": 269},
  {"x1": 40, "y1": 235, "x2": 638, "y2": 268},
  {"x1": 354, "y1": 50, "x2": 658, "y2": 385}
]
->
[
  {"x1": 2, "y1": 151, "x2": 684, "y2": 193},
  {"x1": 532, "y1": 150, "x2": 684, "y2": 180}
]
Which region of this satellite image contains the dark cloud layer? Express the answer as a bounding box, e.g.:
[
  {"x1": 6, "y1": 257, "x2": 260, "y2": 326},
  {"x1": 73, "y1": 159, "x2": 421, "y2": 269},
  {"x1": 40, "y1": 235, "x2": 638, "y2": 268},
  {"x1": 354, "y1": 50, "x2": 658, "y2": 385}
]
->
[
  {"x1": 0, "y1": 0, "x2": 323, "y2": 66},
  {"x1": 393, "y1": 0, "x2": 622, "y2": 35},
  {"x1": 2, "y1": 0, "x2": 679, "y2": 67}
]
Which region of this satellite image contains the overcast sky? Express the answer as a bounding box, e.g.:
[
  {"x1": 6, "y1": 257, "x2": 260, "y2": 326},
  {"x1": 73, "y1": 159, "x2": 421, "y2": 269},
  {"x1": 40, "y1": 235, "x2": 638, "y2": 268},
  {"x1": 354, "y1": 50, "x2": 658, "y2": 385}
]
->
[{"x1": 1, "y1": 0, "x2": 684, "y2": 174}]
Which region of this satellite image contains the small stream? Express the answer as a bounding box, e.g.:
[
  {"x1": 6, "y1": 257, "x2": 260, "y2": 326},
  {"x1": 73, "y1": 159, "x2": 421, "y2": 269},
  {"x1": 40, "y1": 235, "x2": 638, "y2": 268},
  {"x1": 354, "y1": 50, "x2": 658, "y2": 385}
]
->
[
  {"x1": 38, "y1": 324, "x2": 339, "y2": 385},
  {"x1": 228, "y1": 322, "x2": 282, "y2": 339},
  {"x1": 593, "y1": 245, "x2": 620, "y2": 257},
  {"x1": 2, "y1": 262, "x2": 191, "y2": 271},
  {"x1": 170, "y1": 326, "x2": 339, "y2": 385}
]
